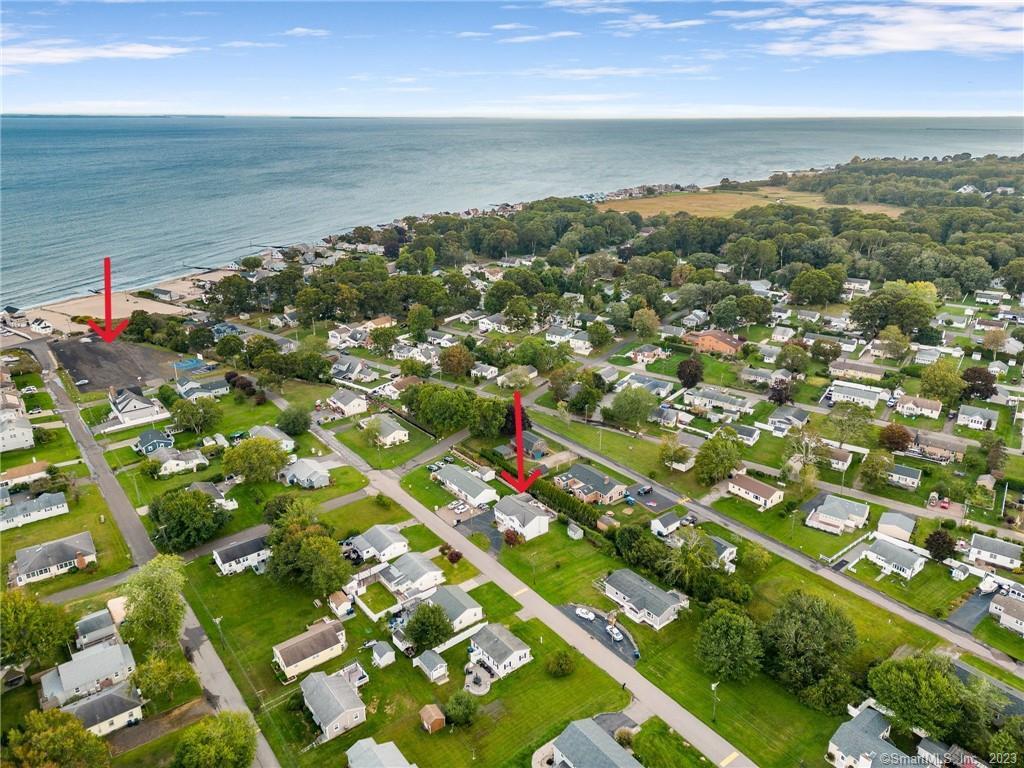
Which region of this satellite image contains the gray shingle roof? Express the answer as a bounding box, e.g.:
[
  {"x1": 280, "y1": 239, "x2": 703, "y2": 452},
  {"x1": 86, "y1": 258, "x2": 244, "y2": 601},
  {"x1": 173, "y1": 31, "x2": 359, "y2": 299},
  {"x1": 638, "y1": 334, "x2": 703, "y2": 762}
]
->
[
  {"x1": 346, "y1": 738, "x2": 417, "y2": 768},
  {"x1": 427, "y1": 585, "x2": 481, "y2": 624},
  {"x1": 829, "y1": 707, "x2": 907, "y2": 763},
  {"x1": 214, "y1": 535, "x2": 268, "y2": 565},
  {"x1": 494, "y1": 493, "x2": 547, "y2": 527},
  {"x1": 558, "y1": 464, "x2": 623, "y2": 497},
  {"x1": 960, "y1": 404, "x2": 999, "y2": 423},
  {"x1": 300, "y1": 671, "x2": 363, "y2": 726},
  {"x1": 867, "y1": 539, "x2": 923, "y2": 572},
  {"x1": 970, "y1": 533, "x2": 1022, "y2": 561},
  {"x1": 816, "y1": 495, "x2": 869, "y2": 523},
  {"x1": 75, "y1": 609, "x2": 114, "y2": 640},
  {"x1": 605, "y1": 569, "x2": 682, "y2": 618},
  {"x1": 41, "y1": 641, "x2": 135, "y2": 700},
  {"x1": 471, "y1": 624, "x2": 529, "y2": 667},
  {"x1": 889, "y1": 464, "x2": 922, "y2": 481},
  {"x1": 63, "y1": 682, "x2": 142, "y2": 728},
  {"x1": 15, "y1": 531, "x2": 95, "y2": 575},
  {"x1": 435, "y1": 464, "x2": 493, "y2": 500},
  {"x1": 274, "y1": 620, "x2": 344, "y2": 668},
  {"x1": 416, "y1": 649, "x2": 446, "y2": 673},
  {"x1": 878, "y1": 512, "x2": 915, "y2": 535},
  {"x1": 0, "y1": 491, "x2": 67, "y2": 525},
  {"x1": 553, "y1": 718, "x2": 642, "y2": 768},
  {"x1": 352, "y1": 525, "x2": 406, "y2": 556},
  {"x1": 390, "y1": 552, "x2": 442, "y2": 584}
]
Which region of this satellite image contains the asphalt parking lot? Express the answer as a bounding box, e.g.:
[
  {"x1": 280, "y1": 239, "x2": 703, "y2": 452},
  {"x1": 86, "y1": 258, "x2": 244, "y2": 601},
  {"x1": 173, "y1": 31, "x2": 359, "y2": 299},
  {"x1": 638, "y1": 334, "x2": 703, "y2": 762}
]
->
[
  {"x1": 559, "y1": 604, "x2": 640, "y2": 666},
  {"x1": 52, "y1": 337, "x2": 180, "y2": 392},
  {"x1": 626, "y1": 483, "x2": 677, "y2": 514}
]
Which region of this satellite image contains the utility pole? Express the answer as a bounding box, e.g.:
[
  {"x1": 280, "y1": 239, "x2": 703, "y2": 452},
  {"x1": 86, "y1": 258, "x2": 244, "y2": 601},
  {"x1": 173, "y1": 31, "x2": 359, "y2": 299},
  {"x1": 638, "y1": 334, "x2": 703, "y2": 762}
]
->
[{"x1": 711, "y1": 681, "x2": 720, "y2": 722}]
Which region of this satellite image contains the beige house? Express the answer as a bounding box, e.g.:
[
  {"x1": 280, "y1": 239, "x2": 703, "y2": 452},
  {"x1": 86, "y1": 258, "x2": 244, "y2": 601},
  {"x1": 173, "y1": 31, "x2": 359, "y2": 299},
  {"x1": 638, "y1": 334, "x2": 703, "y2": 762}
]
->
[
  {"x1": 726, "y1": 474, "x2": 783, "y2": 510},
  {"x1": 272, "y1": 619, "x2": 346, "y2": 682},
  {"x1": 300, "y1": 664, "x2": 368, "y2": 743},
  {"x1": 895, "y1": 395, "x2": 941, "y2": 420}
]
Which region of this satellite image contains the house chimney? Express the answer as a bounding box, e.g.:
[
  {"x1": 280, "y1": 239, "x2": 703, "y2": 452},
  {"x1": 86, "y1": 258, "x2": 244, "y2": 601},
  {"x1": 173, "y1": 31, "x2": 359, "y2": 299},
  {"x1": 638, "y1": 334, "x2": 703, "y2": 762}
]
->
[{"x1": 75, "y1": 552, "x2": 88, "y2": 569}]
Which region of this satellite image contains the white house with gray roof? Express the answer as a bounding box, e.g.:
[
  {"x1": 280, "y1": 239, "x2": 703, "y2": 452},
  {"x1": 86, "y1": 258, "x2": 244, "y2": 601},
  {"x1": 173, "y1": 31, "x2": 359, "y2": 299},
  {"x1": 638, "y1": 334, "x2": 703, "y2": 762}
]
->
[
  {"x1": 40, "y1": 640, "x2": 136, "y2": 707},
  {"x1": 603, "y1": 569, "x2": 688, "y2": 630},
  {"x1": 493, "y1": 493, "x2": 550, "y2": 541},
  {"x1": 553, "y1": 718, "x2": 642, "y2": 768},
  {"x1": 381, "y1": 552, "x2": 445, "y2": 601},
  {"x1": 650, "y1": 511, "x2": 682, "y2": 538},
  {"x1": 989, "y1": 593, "x2": 1024, "y2": 636},
  {"x1": 683, "y1": 386, "x2": 755, "y2": 416},
  {"x1": 433, "y1": 464, "x2": 499, "y2": 507},
  {"x1": 75, "y1": 609, "x2": 117, "y2": 650},
  {"x1": 0, "y1": 491, "x2": 69, "y2": 531},
  {"x1": 886, "y1": 463, "x2": 922, "y2": 489},
  {"x1": 349, "y1": 525, "x2": 409, "y2": 563},
  {"x1": 279, "y1": 458, "x2": 330, "y2": 489},
  {"x1": 830, "y1": 382, "x2": 884, "y2": 409},
  {"x1": 554, "y1": 463, "x2": 628, "y2": 506},
  {"x1": 359, "y1": 414, "x2": 409, "y2": 447},
  {"x1": 805, "y1": 495, "x2": 870, "y2": 536},
  {"x1": 968, "y1": 533, "x2": 1022, "y2": 569},
  {"x1": 425, "y1": 585, "x2": 483, "y2": 632},
  {"x1": 469, "y1": 623, "x2": 532, "y2": 678},
  {"x1": 861, "y1": 539, "x2": 925, "y2": 579},
  {"x1": 249, "y1": 424, "x2": 296, "y2": 452},
  {"x1": 347, "y1": 738, "x2": 418, "y2": 768},
  {"x1": 300, "y1": 667, "x2": 367, "y2": 743},
  {"x1": 827, "y1": 701, "x2": 909, "y2": 768},
  {"x1": 14, "y1": 531, "x2": 96, "y2": 586},
  {"x1": 213, "y1": 535, "x2": 270, "y2": 575},
  {"x1": 63, "y1": 682, "x2": 143, "y2": 737},
  {"x1": 272, "y1": 619, "x2": 347, "y2": 681},
  {"x1": 413, "y1": 649, "x2": 449, "y2": 683},
  {"x1": 958, "y1": 405, "x2": 1000, "y2": 431},
  {"x1": 327, "y1": 388, "x2": 367, "y2": 417}
]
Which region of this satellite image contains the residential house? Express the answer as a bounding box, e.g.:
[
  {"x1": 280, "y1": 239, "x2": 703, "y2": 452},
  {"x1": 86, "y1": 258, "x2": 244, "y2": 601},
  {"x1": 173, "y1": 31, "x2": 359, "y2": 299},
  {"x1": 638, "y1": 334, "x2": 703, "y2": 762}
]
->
[
  {"x1": 426, "y1": 585, "x2": 484, "y2": 633},
  {"x1": 331, "y1": 356, "x2": 377, "y2": 384},
  {"x1": 425, "y1": 330, "x2": 456, "y2": 347},
  {"x1": 74, "y1": 609, "x2": 117, "y2": 650},
  {"x1": 877, "y1": 512, "x2": 915, "y2": 542},
  {"x1": 553, "y1": 718, "x2": 642, "y2": 768},
  {"x1": 683, "y1": 329, "x2": 743, "y2": 357},
  {"x1": 175, "y1": 377, "x2": 229, "y2": 402},
  {"x1": 249, "y1": 424, "x2": 296, "y2": 452},
  {"x1": 14, "y1": 531, "x2": 96, "y2": 586},
  {"x1": 349, "y1": 526, "x2": 409, "y2": 563},
  {"x1": 796, "y1": 310, "x2": 821, "y2": 323},
  {"x1": 659, "y1": 324, "x2": 686, "y2": 341},
  {"x1": 478, "y1": 313, "x2": 510, "y2": 334},
  {"x1": 373, "y1": 375, "x2": 421, "y2": 401},
  {"x1": 603, "y1": 568, "x2": 687, "y2": 630},
  {"x1": 830, "y1": 382, "x2": 884, "y2": 409},
  {"x1": 0, "y1": 414, "x2": 33, "y2": 452},
  {"x1": 494, "y1": 493, "x2": 550, "y2": 541},
  {"x1": 862, "y1": 539, "x2": 925, "y2": 579},
  {"x1": 740, "y1": 367, "x2": 793, "y2": 388},
  {"x1": 413, "y1": 650, "x2": 449, "y2": 683},
  {"x1": 469, "y1": 623, "x2": 532, "y2": 678},
  {"x1": 895, "y1": 396, "x2": 941, "y2": 419},
  {"x1": 497, "y1": 365, "x2": 538, "y2": 388},
  {"x1": 0, "y1": 460, "x2": 51, "y2": 489},
  {"x1": 346, "y1": 738, "x2": 418, "y2": 768},
  {"x1": 805, "y1": 495, "x2": 870, "y2": 536},
  {"x1": 63, "y1": 683, "x2": 143, "y2": 737},
  {"x1": 272, "y1": 619, "x2": 347, "y2": 681},
  {"x1": 710, "y1": 535, "x2": 738, "y2": 574},
  {"x1": 554, "y1": 463, "x2": 628, "y2": 506},
  {"x1": 471, "y1": 362, "x2": 499, "y2": 381},
  {"x1": 829, "y1": 359, "x2": 885, "y2": 382},
  {"x1": 188, "y1": 481, "x2": 238, "y2": 511},
  {"x1": 39, "y1": 640, "x2": 136, "y2": 706},
  {"x1": 300, "y1": 668, "x2": 366, "y2": 742},
  {"x1": 683, "y1": 386, "x2": 755, "y2": 416},
  {"x1": 108, "y1": 387, "x2": 168, "y2": 427},
  {"x1": 935, "y1": 313, "x2": 969, "y2": 330},
  {"x1": 650, "y1": 511, "x2": 681, "y2": 538},
  {"x1": 381, "y1": 552, "x2": 445, "y2": 600},
  {"x1": 133, "y1": 428, "x2": 173, "y2": 455},
  {"x1": 768, "y1": 404, "x2": 810, "y2": 434},
  {"x1": 990, "y1": 360, "x2": 1010, "y2": 378},
  {"x1": 629, "y1": 344, "x2": 668, "y2": 365},
  {"x1": 989, "y1": 593, "x2": 1024, "y2": 637},
  {"x1": 596, "y1": 365, "x2": 619, "y2": 388},
  {"x1": 328, "y1": 590, "x2": 353, "y2": 619},
  {"x1": 906, "y1": 430, "x2": 965, "y2": 464},
  {"x1": 0, "y1": 491, "x2": 69, "y2": 531},
  {"x1": 213, "y1": 536, "x2": 270, "y2": 575},
  {"x1": 681, "y1": 309, "x2": 708, "y2": 328},
  {"x1": 327, "y1": 389, "x2": 368, "y2": 417},
  {"x1": 968, "y1": 533, "x2": 1022, "y2": 570},
  {"x1": 150, "y1": 447, "x2": 209, "y2": 477},
  {"x1": 957, "y1": 184, "x2": 981, "y2": 194},
  {"x1": 772, "y1": 326, "x2": 796, "y2": 343},
  {"x1": 843, "y1": 277, "x2": 872, "y2": 296},
  {"x1": 280, "y1": 458, "x2": 331, "y2": 489},
  {"x1": 826, "y1": 702, "x2": 909, "y2": 768},
  {"x1": 433, "y1": 464, "x2": 499, "y2": 507},
  {"x1": 807, "y1": 333, "x2": 858, "y2": 354},
  {"x1": 616, "y1": 373, "x2": 673, "y2": 399},
  {"x1": 975, "y1": 289, "x2": 1006, "y2": 305},
  {"x1": 826, "y1": 446, "x2": 853, "y2": 472},
  {"x1": 887, "y1": 464, "x2": 922, "y2": 490},
  {"x1": 958, "y1": 405, "x2": 999, "y2": 431},
  {"x1": 726, "y1": 474, "x2": 784, "y2": 510},
  {"x1": 771, "y1": 305, "x2": 791, "y2": 323},
  {"x1": 520, "y1": 430, "x2": 548, "y2": 459},
  {"x1": 915, "y1": 347, "x2": 940, "y2": 366}
]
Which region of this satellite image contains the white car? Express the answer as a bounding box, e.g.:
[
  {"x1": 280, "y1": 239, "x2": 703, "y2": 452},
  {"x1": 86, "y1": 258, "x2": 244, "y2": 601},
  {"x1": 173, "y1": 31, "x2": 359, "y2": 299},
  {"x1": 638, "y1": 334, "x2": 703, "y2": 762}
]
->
[
  {"x1": 22, "y1": 386, "x2": 37, "y2": 394},
  {"x1": 575, "y1": 607, "x2": 596, "y2": 621},
  {"x1": 605, "y1": 624, "x2": 623, "y2": 642}
]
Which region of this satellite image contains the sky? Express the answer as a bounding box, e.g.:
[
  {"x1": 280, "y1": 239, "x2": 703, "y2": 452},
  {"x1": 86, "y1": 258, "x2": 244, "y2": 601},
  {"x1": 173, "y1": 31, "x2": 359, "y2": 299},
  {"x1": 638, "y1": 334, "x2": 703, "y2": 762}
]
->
[{"x1": 2, "y1": 0, "x2": 1022, "y2": 118}]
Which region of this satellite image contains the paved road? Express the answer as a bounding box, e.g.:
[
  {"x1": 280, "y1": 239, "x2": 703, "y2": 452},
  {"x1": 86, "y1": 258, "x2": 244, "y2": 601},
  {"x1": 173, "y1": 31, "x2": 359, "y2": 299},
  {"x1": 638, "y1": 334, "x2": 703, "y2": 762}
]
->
[{"x1": 531, "y1": 423, "x2": 1024, "y2": 676}]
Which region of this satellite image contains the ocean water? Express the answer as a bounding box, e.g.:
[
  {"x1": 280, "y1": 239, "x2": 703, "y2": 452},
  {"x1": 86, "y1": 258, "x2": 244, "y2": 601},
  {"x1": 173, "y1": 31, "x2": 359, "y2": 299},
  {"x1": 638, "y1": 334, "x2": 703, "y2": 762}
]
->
[{"x1": 2, "y1": 116, "x2": 1022, "y2": 308}]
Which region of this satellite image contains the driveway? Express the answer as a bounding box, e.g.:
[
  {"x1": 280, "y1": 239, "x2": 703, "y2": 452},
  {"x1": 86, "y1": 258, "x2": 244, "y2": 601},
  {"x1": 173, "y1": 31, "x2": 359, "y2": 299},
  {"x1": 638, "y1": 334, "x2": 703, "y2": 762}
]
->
[
  {"x1": 625, "y1": 483, "x2": 676, "y2": 514},
  {"x1": 458, "y1": 512, "x2": 503, "y2": 553},
  {"x1": 948, "y1": 591, "x2": 993, "y2": 632},
  {"x1": 559, "y1": 605, "x2": 640, "y2": 667}
]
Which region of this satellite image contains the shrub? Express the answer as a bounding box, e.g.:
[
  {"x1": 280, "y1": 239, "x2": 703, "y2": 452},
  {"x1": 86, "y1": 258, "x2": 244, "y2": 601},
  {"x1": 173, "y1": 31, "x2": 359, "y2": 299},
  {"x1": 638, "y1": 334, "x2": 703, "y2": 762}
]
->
[
  {"x1": 546, "y1": 649, "x2": 576, "y2": 678},
  {"x1": 447, "y1": 549, "x2": 463, "y2": 564}
]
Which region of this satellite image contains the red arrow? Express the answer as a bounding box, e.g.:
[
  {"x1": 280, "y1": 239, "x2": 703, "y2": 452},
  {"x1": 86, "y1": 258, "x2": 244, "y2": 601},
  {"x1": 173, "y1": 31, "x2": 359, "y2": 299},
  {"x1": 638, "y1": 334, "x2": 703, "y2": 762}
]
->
[
  {"x1": 501, "y1": 390, "x2": 542, "y2": 493},
  {"x1": 86, "y1": 257, "x2": 129, "y2": 343}
]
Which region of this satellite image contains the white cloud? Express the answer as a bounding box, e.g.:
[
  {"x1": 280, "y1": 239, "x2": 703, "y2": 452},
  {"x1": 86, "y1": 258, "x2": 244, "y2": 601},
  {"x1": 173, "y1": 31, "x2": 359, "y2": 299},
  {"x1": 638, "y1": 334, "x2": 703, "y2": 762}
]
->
[
  {"x1": 525, "y1": 63, "x2": 711, "y2": 79},
  {"x1": 492, "y1": 23, "x2": 533, "y2": 30},
  {"x1": 384, "y1": 86, "x2": 433, "y2": 93},
  {"x1": 282, "y1": 27, "x2": 330, "y2": 38},
  {"x1": 545, "y1": 0, "x2": 631, "y2": 14},
  {"x1": 527, "y1": 92, "x2": 636, "y2": 102},
  {"x1": 498, "y1": 30, "x2": 582, "y2": 43},
  {"x1": 737, "y1": 16, "x2": 831, "y2": 30},
  {"x1": 221, "y1": 41, "x2": 284, "y2": 49},
  {"x1": 604, "y1": 13, "x2": 705, "y2": 34},
  {"x1": 709, "y1": 7, "x2": 783, "y2": 19},
  {"x1": 455, "y1": 31, "x2": 492, "y2": 38},
  {"x1": 3, "y1": 40, "x2": 196, "y2": 66}
]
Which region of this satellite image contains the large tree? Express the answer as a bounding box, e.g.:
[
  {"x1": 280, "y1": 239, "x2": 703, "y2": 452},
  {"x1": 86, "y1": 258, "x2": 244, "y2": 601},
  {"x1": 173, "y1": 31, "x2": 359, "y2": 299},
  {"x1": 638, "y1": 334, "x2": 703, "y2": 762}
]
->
[
  {"x1": 809, "y1": 339, "x2": 841, "y2": 365},
  {"x1": 222, "y1": 437, "x2": 289, "y2": 483},
  {"x1": 172, "y1": 712, "x2": 257, "y2": 768},
  {"x1": 676, "y1": 357, "x2": 704, "y2": 388},
  {"x1": 149, "y1": 487, "x2": 228, "y2": 552},
  {"x1": 171, "y1": 397, "x2": 222, "y2": 434},
  {"x1": 631, "y1": 307, "x2": 660, "y2": 339},
  {"x1": 876, "y1": 325, "x2": 910, "y2": 359},
  {"x1": 868, "y1": 653, "x2": 966, "y2": 740},
  {"x1": 878, "y1": 422, "x2": 912, "y2": 452},
  {"x1": 445, "y1": 690, "x2": 479, "y2": 727},
  {"x1": 266, "y1": 507, "x2": 349, "y2": 596},
  {"x1": 133, "y1": 655, "x2": 198, "y2": 704},
  {"x1": 603, "y1": 386, "x2": 658, "y2": 431},
  {"x1": 859, "y1": 450, "x2": 895, "y2": 488},
  {"x1": 924, "y1": 529, "x2": 956, "y2": 560},
  {"x1": 962, "y1": 367, "x2": 997, "y2": 400},
  {"x1": 405, "y1": 602, "x2": 453, "y2": 653},
  {"x1": 7, "y1": 709, "x2": 110, "y2": 768},
  {"x1": 920, "y1": 357, "x2": 966, "y2": 407},
  {"x1": 276, "y1": 406, "x2": 310, "y2": 436},
  {"x1": 696, "y1": 606, "x2": 762, "y2": 682},
  {"x1": 0, "y1": 590, "x2": 74, "y2": 668},
  {"x1": 122, "y1": 555, "x2": 187, "y2": 655},
  {"x1": 693, "y1": 428, "x2": 743, "y2": 485},
  {"x1": 468, "y1": 396, "x2": 507, "y2": 439},
  {"x1": 586, "y1": 320, "x2": 613, "y2": 348},
  {"x1": 406, "y1": 303, "x2": 435, "y2": 341},
  {"x1": 829, "y1": 402, "x2": 873, "y2": 449},
  {"x1": 439, "y1": 343, "x2": 475, "y2": 379},
  {"x1": 777, "y1": 343, "x2": 810, "y2": 374}
]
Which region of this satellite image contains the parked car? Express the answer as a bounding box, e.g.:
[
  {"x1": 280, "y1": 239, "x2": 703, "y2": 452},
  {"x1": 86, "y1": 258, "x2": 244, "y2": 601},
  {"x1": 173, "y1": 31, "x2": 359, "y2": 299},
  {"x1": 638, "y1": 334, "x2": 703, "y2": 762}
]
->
[
  {"x1": 75, "y1": 379, "x2": 89, "y2": 386},
  {"x1": 886, "y1": 398, "x2": 896, "y2": 408},
  {"x1": 605, "y1": 625, "x2": 623, "y2": 642},
  {"x1": 637, "y1": 485, "x2": 653, "y2": 496},
  {"x1": 22, "y1": 386, "x2": 37, "y2": 394},
  {"x1": 682, "y1": 514, "x2": 698, "y2": 526},
  {"x1": 443, "y1": 456, "x2": 455, "y2": 464},
  {"x1": 947, "y1": 411, "x2": 957, "y2": 420},
  {"x1": 28, "y1": 407, "x2": 41, "y2": 414},
  {"x1": 624, "y1": 495, "x2": 635, "y2": 506},
  {"x1": 575, "y1": 607, "x2": 595, "y2": 621},
  {"x1": 827, "y1": 400, "x2": 836, "y2": 408},
  {"x1": 940, "y1": 497, "x2": 951, "y2": 509},
  {"x1": 428, "y1": 463, "x2": 441, "y2": 472}
]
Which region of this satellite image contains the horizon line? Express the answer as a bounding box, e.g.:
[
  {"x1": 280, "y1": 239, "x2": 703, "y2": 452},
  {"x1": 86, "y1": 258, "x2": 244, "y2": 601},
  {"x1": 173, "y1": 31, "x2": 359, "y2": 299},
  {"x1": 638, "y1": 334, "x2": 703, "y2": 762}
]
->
[{"x1": 4, "y1": 112, "x2": 1023, "y2": 121}]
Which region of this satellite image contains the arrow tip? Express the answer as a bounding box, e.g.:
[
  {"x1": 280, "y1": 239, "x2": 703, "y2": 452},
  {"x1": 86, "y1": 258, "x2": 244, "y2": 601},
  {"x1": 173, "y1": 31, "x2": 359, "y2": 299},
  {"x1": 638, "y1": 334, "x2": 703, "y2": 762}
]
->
[
  {"x1": 87, "y1": 318, "x2": 129, "y2": 343},
  {"x1": 501, "y1": 468, "x2": 542, "y2": 494}
]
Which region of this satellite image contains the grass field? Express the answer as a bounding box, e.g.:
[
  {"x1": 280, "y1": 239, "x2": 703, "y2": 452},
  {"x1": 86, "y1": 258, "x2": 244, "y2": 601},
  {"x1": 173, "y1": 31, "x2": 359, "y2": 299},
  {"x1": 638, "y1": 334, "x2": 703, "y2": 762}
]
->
[
  {"x1": 433, "y1": 553, "x2": 480, "y2": 584},
  {"x1": 402, "y1": 523, "x2": 443, "y2": 552},
  {"x1": 847, "y1": 560, "x2": 979, "y2": 618},
  {"x1": 317, "y1": 495, "x2": 411, "y2": 539},
  {"x1": 337, "y1": 416, "x2": 435, "y2": 469},
  {"x1": 279, "y1": 380, "x2": 336, "y2": 412},
  {"x1": 973, "y1": 615, "x2": 1024, "y2": 661},
  {"x1": 361, "y1": 581, "x2": 397, "y2": 613},
  {"x1": 400, "y1": 464, "x2": 457, "y2": 510},
  {"x1": 597, "y1": 186, "x2": 905, "y2": 218},
  {"x1": 632, "y1": 717, "x2": 710, "y2": 768},
  {"x1": 468, "y1": 581, "x2": 523, "y2": 622},
  {"x1": 0, "y1": 484, "x2": 132, "y2": 596},
  {"x1": 1, "y1": 427, "x2": 81, "y2": 469}
]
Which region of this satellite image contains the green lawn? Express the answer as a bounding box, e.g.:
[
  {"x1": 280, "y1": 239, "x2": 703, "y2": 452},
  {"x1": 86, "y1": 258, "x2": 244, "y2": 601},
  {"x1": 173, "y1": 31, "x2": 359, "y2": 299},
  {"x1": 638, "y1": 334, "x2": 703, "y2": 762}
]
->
[
  {"x1": 117, "y1": 461, "x2": 225, "y2": 509},
  {"x1": 960, "y1": 653, "x2": 1024, "y2": 693},
  {"x1": 111, "y1": 716, "x2": 212, "y2": 768},
  {"x1": 402, "y1": 523, "x2": 443, "y2": 552},
  {"x1": 14, "y1": 372, "x2": 44, "y2": 389},
  {"x1": 337, "y1": 416, "x2": 435, "y2": 469},
  {"x1": 645, "y1": 353, "x2": 687, "y2": 377},
  {"x1": 953, "y1": 400, "x2": 1021, "y2": 449},
  {"x1": 973, "y1": 615, "x2": 1024, "y2": 661},
  {"x1": 361, "y1": 581, "x2": 397, "y2": 613},
  {"x1": 1, "y1": 427, "x2": 81, "y2": 469},
  {"x1": 170, "y1": 397, "x2": 282, "y2": 450},
  {"x1": 468, "y1": 581, "x2": 523, "y2": 623},
  {"x1": 0, "y1": 683, "x2": 41, "y2": 736},
  {"x1": 740, "y1": 433, "x2": 788, "y2": 469},
  {"x1": 80, "y1": 403, "x2": 112, "y2": 427},
  {"x1": 105, "y1": 445, "x2": 143, "y2": 469},
  {"x1": 889, "y1": 411, "x2": 946, "y2": 432},
  {"x1": 530, "y1": 412, "x2": 707, "y2": 499},
  {"x1": 95, "y1": 419, "x2": 174, "y2": 444},
  {"x1": 317, "y1": 495, "x2": 412, "y2": 539},
  {"x1": 279, "y1": 380, "x2": 336, "y2": 412},
  {"x1": 847, "y1": 559, "x2": 979, "y2": 618},
  {"x1": 1004, "y1": 453, "x2": 1024, "y2": 483},
  {"x1": 0, "y1": 484, "x2": 133, "y2": 596},
  {"x1": 711, "y1": 494, "x2": 881, "y2": 559},
  {"x1": 498, "y1": 521, "x2": 621, "y2": 606},
  {"x1": 632, "y1": 717, "x2": 709, "y2": 768},
  {"x1": 433, "y1": 553, "x2": 480, "y2": 584},
  {"x1": 22, "y1": 391, "x2": 54, "y2": 411},
  {"x1": 400, "y1": 464, "x2": 457, "y2": 510}
]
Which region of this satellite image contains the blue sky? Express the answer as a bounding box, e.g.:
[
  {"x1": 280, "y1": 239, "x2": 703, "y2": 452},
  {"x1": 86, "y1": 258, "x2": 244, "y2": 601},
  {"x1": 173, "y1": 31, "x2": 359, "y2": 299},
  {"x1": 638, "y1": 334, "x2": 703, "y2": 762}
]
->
[{"x1": 2, "y1": 1, "x2": 1022, "y2": 117}]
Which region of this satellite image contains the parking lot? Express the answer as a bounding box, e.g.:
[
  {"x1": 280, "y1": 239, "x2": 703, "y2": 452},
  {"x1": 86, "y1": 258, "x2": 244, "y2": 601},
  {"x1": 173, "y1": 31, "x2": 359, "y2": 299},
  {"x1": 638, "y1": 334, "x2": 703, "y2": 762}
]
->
[
  {"x1": 625, "y1": 483, "x2": 678, "y2": 515},
  {"x1": 52, "y1": 337, "x2": 181, "y2": 392},
  {"x1": 559, "y1": 604, "x2": 640, "y2": 666}
]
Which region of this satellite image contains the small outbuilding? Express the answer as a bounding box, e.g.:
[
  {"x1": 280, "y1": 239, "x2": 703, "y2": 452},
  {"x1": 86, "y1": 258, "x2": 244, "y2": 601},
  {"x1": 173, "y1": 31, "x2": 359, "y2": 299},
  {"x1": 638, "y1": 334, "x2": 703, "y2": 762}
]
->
[{"x1": 420, "y1": 703, "x2": 445, "y2": 734}]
